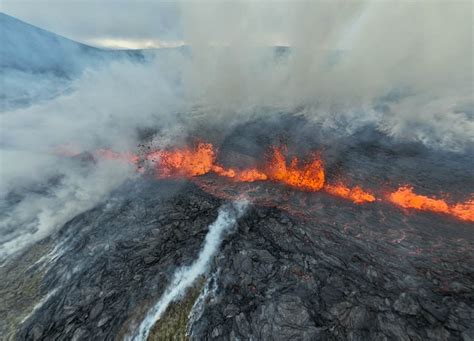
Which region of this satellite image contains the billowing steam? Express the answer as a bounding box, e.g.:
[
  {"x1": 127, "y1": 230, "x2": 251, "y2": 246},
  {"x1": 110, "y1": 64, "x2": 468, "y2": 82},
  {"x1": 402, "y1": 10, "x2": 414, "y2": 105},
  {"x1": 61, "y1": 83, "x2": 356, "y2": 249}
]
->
[
  {"x1": 0, "y1": 1, "x2": 472, "y2": 259},
  {"x1": 0, "y1": 158, "x2": 134, "y2": 259},
  {"x1": 179, "y1": 1, "x2": 473, "y2": 150},
  {"x1": 0, "y1": 58, "x2": 184, "y2": 259},
  {"x1": 132, "y1": 200, "x2": 248, "y2": 340}
]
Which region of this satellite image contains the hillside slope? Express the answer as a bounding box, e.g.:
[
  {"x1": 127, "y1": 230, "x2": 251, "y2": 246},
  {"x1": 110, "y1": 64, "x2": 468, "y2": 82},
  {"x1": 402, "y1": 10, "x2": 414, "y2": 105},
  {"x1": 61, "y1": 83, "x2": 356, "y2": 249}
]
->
[
  {"x1": 0, "y1": 13, "x2": 148, "y2": 111},
  {"x1": 0, "y1": 12, "x2": 145, "y2": 75}
]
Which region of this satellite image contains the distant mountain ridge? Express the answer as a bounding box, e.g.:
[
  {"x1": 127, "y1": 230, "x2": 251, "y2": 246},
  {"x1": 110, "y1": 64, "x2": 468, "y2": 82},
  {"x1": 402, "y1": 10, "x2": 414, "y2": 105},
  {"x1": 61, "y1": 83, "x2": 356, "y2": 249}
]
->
[
  {"x1": 0, "y1": 13, "x2": 152, "y2": 111},
  {"x1": 0, "y1": 12, "x2": 145, "y2": 76},
  {"x1": 0, "y1": 13, "x2": 290, "y2": 111}
]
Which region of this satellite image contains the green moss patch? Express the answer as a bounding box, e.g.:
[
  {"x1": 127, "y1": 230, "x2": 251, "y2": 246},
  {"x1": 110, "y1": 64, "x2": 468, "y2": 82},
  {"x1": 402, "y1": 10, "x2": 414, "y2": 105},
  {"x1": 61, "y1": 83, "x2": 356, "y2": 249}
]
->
[
  {"x1": 0, "y1": 241, "x2": 51, "y2": 339},
  {"x1": 148, "y1": 277, "x2": 206, "y2": 341}
]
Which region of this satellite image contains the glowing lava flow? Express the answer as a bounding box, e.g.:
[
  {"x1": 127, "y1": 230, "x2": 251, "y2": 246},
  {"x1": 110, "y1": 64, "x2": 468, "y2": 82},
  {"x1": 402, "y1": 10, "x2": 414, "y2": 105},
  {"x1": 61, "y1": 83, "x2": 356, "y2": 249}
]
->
[
  {"x1": 211, "y1": 165, "x2": 268, "y2": 182},
  {"x1": 145, "y1": 143, "x2": 267, "y2": 181},
  {"x1": 388, "y1": 186, "x2": 474, "y2": 222},
  {"x1": 325, "y1": 183, "x2": 376, "y2": 204},
  {"x1": 64, "y1": 142, "x2": 473, "y2": 222},
  {"x1": 451, "y1": 200, "x2": 474, "y2": 222},
  {"x1": 148, "y1": 143, "x2": 215, "y2": 177},
  {"x1": 266, "y1": 147, "x2": 325, "y2": 191}
]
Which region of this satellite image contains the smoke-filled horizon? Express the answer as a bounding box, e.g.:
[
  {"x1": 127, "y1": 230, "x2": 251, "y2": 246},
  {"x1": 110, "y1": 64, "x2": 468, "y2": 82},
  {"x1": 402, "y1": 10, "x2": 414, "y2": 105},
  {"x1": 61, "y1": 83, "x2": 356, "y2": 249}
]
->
[
  {"x1": 178, "y1": 1, "x2": 473, "y2": 147},
  {"x1": 2, "y1": 2, "x2": 473, "y2": 147},
  {"x1": 0, "y1": 1, "x2": 473, "y2": 260}
]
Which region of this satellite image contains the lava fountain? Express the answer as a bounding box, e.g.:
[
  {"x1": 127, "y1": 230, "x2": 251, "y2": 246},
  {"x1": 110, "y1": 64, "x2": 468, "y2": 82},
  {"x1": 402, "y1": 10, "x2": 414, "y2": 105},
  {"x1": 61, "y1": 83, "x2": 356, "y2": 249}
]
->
[{"x1": 58, "y1": 141, "x2": 473, "y2": 222}]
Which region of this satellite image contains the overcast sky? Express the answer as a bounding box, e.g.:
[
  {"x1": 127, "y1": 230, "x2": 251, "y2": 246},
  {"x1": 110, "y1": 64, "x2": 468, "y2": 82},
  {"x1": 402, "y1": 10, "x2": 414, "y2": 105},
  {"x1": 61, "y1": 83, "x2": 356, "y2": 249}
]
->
[
  {"x1": 0, "y1": 0, "x2": 184, "y2": 48},
  {"x1": 0, "y1": 0, "x2": 311, "y2": 49},
  {"x1": 1, "y1": 0, "x2": 471, "y2": 52}
]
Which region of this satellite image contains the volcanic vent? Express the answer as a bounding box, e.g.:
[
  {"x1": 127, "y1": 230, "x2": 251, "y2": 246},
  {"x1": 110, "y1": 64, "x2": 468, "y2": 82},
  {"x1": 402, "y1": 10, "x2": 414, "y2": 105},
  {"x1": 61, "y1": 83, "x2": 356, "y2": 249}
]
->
[
  {"x1": 11, "y1": 116, "x2": 473, "y2": 340},
  {"x1": 91, "y1": 116, "x2": 473, "y2": 224}
]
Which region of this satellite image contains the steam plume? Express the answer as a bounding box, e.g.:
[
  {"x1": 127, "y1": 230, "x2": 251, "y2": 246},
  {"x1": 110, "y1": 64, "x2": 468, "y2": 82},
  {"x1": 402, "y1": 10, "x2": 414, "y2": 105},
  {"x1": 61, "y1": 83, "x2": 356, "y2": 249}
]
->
[{"x1": 132, "y1": 200, "x2": 248, "y2": 340}]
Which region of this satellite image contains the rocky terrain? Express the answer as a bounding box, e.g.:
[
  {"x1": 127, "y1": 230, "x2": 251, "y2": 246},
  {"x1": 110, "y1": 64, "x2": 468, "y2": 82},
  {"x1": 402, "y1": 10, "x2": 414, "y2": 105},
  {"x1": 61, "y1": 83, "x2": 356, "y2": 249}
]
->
[
  {"x1": 2, "y1": 180, "x2": 218, "y2": 340},
  {"x1": 193, "y1": 203, "x2": 474, "y2": 340},
  {"x1": 2, "y1": 115, "x2": 473, "y2": 341},
  {"x1": 1, "y1": 174, "x2": 473, "y2": 340},
  {"x1": 2, "y1": 5, "x2": 473, "y2": 341}
]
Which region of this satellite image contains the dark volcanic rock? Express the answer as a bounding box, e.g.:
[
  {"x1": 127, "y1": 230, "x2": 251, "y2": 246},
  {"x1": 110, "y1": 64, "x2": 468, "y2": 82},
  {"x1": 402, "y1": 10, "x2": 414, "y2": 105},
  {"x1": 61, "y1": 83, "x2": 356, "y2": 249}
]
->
[
  {"x1": 8, "y1": 182, "x2": 474, "y2": 340},
  {"x1": 189, "y1": 205, "x2": 474, "y2": 340},
  {"x1": 5, "y1": 131, "x2": 474, "y2": 341},
  {"x1": 14, "y1": 179, "x2": 222, "y2": 340}
]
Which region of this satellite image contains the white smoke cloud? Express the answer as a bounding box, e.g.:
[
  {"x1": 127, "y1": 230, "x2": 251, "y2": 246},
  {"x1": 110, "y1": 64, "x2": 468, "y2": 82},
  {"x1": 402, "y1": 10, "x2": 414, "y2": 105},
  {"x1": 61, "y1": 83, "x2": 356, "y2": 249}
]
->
[
  {"x1": 132, "y1": 200, "x2": 248, "y2": 340},
  {"x1": 0, "y1": 56, "x2": 186, "y2": 260},
  {"x1": 178, "y1": 1, "x2": 473, "y2": 149},
  {"x1": 0, "y1": 159, "x2": 135, "y2": 260},
  {"x1": 1, "y1": 0, "x2": 472, "y2": 260}
]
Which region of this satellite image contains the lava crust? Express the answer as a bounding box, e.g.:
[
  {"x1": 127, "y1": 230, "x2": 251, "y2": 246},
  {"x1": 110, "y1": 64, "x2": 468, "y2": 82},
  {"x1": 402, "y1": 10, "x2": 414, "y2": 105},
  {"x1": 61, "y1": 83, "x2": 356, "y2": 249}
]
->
[{"x1": 4, "y1": 177, "x2": 473, "y2": 340}]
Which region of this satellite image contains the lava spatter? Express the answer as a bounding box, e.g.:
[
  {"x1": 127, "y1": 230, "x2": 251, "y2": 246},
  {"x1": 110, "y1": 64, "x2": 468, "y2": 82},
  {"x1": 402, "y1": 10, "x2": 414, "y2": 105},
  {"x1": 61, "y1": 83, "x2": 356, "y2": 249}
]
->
[
  {"x1": 152, "y1": 143, "x2": 215, "y2": 178},
  {"x1": 76, "y1": 142, "x2": 473, "y2": 222},
  {"x1": 266, "y1": 147, "x2": 325, "y2": 192}
]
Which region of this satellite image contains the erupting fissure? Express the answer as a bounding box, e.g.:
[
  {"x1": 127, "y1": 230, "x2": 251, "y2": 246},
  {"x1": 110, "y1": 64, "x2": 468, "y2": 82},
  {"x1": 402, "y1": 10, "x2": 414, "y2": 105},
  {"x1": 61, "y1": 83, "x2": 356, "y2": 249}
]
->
[
  {"x1": 388, "y1": 186, "x2": 474, "y2": 222},
  {"x1": 147, "y1": 143, "x2": 215, "y2": 177},
  {"x1": 60, "y1": 142, "x2": 473, "y2": 222},
  {"x1": 266, "y1": 147, "x2": 325, "y2": 191},
  {"x1": 325, "y1": 183, "x2": 376, "y2": 204}
]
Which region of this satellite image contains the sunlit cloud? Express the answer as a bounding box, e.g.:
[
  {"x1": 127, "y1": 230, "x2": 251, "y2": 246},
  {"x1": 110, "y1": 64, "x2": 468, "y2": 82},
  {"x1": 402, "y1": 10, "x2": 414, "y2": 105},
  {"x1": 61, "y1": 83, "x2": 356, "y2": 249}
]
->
[{"x1": 87, "y1": 38, "x2": 186, "y2": 50}]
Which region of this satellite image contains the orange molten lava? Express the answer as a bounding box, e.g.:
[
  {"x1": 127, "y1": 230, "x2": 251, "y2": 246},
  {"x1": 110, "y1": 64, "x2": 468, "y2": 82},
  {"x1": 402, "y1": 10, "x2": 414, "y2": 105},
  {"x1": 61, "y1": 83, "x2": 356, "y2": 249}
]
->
[
  {"x1": 388, "y1": 186, "x2": 450, "y2": 213},
  {"x1": 211, "y1": 165, "x2": 268, "y2": 182},
  {"x1": 325, "y1": 183, "x2": 376, "y2": 204},
  {"x1": 153, "y1": 143, "x2": 215, "y2": 177},
  {"x1": 388, "y1": 186, "x2": 474, "y2": 222},
  {"x1": 450, "y1": 200, "x2": 474, "y2": 222},
  {"x1": 82, "y1": 142, "x2": 473, "y2": 222},
  {"x1": 267, "y1": 147, "x2": 325, "y2": 191}
]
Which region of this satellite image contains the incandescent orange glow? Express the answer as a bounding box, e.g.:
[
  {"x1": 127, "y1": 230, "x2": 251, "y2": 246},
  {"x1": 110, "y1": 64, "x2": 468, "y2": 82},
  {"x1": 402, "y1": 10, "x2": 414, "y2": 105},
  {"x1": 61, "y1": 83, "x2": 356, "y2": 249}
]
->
[
  {"x1": 450, "y1": 200, "x2": 474, "y2": 222},
  {"x1": 266, "y1": 147, "x2": 325, "y2": 191},
  {"x1": 388, "y1": 186, "x2": 450, "y2": 214},
  {"x1": 81, "y1": 142, "x2": 473, "y2": 222},
  {"x1": 211, "y1": 165, "x2": 268, "y2": 182},
  {"x1": 325, "y1": 183, "x2": 376, "y2": 204},
  {"x1": 155, "y1": 143, "x2": 215, "y2": 177},
  {"x1": 388, "y1": 186, "x2": 474, "y2": 222}
]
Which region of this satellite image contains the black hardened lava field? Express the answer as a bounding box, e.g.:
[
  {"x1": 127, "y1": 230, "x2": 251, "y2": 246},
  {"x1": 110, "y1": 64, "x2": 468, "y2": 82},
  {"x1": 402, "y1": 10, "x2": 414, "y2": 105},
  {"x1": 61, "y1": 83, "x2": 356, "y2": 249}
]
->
[
  {"x1": 1, "y1": 4, "x2": 473, "y2": 341},
  {"x1": 3, "y1": 116, "x2": 473, "y2": 340}
]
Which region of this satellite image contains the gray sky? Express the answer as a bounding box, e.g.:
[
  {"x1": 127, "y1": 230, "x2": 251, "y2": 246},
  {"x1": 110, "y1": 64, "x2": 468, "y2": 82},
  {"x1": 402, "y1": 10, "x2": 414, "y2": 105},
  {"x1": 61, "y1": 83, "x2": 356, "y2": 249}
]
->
[
  {"x1": 0, "y1": 0, "x2": 308, "y2": 49},
  {"x1": 0, "y1": 0, "x2": 183, "y2": 48}
]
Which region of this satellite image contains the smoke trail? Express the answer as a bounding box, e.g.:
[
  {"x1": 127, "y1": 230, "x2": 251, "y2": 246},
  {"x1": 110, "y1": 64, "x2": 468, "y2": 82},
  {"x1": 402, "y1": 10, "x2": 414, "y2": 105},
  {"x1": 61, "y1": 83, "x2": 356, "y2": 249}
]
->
[
  {"x1": 0, "y1": 55, "x2": 182, "y2": 260},
  {"x1": 132, "y1": 200, "x2": 248, "y2": 340}
]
